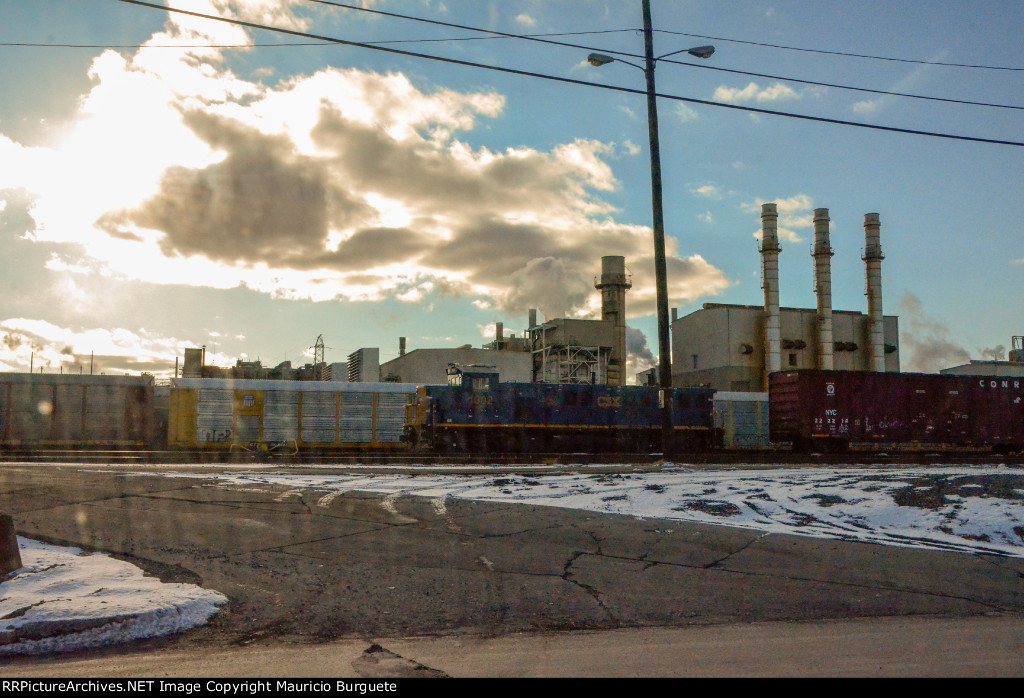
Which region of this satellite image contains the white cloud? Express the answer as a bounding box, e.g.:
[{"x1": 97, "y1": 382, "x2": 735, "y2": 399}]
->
[
  {"x1": 698, "y1": 211, "x2": 713, "y2": 224},
  {"x1": 853, "y1": 100, "x2": 881, "y2": 115},
  {"x1": 744, "y1": 194, "x2": 814, "y2": 243},
  {"x1": 690, "y1": 184, "x2": 721, "y2": 200},
  {"x1": 0, "y1": 318, "x2": 189, "y2": 375},
  {"x1": 675, "y1": 104, "x2": 699, "y2": 123},
  {"x1": 515, "y1": 13, "x2": 536, "y2": 27},
  {"x1": 0, "y1": 0, "x2": 731, "y2": 324},
  {"x1": 713, "y1": 81, "x2": 805, "y2": 104}
]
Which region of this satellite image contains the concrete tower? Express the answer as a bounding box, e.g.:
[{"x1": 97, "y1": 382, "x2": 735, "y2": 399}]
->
[
  {"x1": 863, "y1": 213, "x2": 886, "y2": 372},
  {"x1": 761, "y1": 203, "x2": 782, "y2": 389},
  {"x1": 812, "y1": 208, "x2": 834, "y2": 370},
  {"x1": 596, "y1": 255, "x2": 631, "y2": 386}
]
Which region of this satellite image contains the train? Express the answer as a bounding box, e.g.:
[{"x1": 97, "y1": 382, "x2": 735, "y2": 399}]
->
[
  {"x1": 770, "y1": 369, "x2": 1024, "y2": 454},
  {"x1": 0, "y1": 367, "x2": 1021, "y2": 457},
  {"x1": 403, "y1": 365, "x2": 716, "y2": 453}
]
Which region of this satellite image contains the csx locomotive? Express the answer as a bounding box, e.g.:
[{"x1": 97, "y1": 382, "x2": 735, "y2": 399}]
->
[{"x1": 403, "y1": 365, "x2": 716, "y2": 453}]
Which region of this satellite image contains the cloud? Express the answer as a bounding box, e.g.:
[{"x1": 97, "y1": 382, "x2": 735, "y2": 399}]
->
[
  {"x1": 0, "y1": 318, "x2": 188, "y2": 376},
  {"x1": 675, "y1": 104, "x2": 699, "y2": 123},
  {"x1": 744, "y1": 194, "x2": 814, "y2": 243},
  {"x1": 690, "y1": 184, "x2": 721, "y2": 199},
  {"x1": 896, "y1": 292, "x2": 971, "y2": 373},
  {"x1": 0, "y1": 0, "x2": 731, "y2": 324},
  {"x1": 853, "y1": 100, "x2": 881, "y2": 115},
  {"x1": 714, "y1": 81, "x2": 800, "y2": 104},
  {"x1": 515, "y1": 13, "x2": 537, "y2": 27}
]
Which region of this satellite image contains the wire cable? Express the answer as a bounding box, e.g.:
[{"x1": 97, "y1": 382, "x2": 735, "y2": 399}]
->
[
  {"x1": 13, "y1": 4, "x2": 1021, "y2": 110},
  {"x1": 656, "y1": 29, "x2": 1024, "y2": 72},
  {"x1": 304, "y1": 0, "x2": 646, "y2": 59},
  {"x1": 658, "y1": 57, "x2": 1024, "y2": 111},
  {"x1": 0, "y1": 29, "x2": 637, "y2": 50},
  {"x1": 111, "y1": 0, "x2": 1024, "y2": 148}
]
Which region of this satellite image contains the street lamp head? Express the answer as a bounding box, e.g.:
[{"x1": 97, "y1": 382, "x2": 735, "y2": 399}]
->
[
  {"x1": 587, "y1": 53, "x2": 616, "y2": 67},
  {"x1": 687, "y1": 45, "x2": 715, "y2": 59}
]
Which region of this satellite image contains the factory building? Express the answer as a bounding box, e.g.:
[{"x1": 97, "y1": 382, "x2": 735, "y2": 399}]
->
[
  {"x1": 379, "y1": 331, "x2": 531, "y2": 385},
  {"x1": 370, "y1": 255, "x2": 632, "y2": 387},
  {"x1": 179, "y1": 347, "x2": 330, "y2": 381},
  {"x1": 529, "y1": 256, "x2": 631, "y2": 386},
  {"x1": 671, "y1": 206, "x2": 899, "y2": 392},
  {"x1": 940, "y1": 336, "x2": 1024, "y2": 377},
  {"x1": 346, "y1": 348, "x2": 380, "y2": 383}
]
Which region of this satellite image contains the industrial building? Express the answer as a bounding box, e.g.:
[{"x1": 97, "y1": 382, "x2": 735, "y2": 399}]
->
[
  {"x1": 671, "y1": 205, "x2": 900, "y2": 392},
  {"x1": 179, "y1": 347, "x2": 334, "y2": 382},
  {"x1": 365, "y1": 255, "x2": 634, "y2": 387},
  {"x1": 379, "y1": 332, "x2": 531, "y2": 385},
  {"x1": 940, "y1": 336, "x2": 1024, "y2": 377},
  {"x1": 529, "y1": 256, "x2": 632, "y2": 386}
]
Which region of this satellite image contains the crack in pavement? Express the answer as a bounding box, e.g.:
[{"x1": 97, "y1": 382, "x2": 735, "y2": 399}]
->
[
  {"x1": 562, "y1": 549, "x2": 619, "y2": 626},
  {"x1": 703, "y1": 532, "x2": 771, "y2": 569},
  {"x1": 570, "y1": 548, "x2": 1017, "y2": 613}
]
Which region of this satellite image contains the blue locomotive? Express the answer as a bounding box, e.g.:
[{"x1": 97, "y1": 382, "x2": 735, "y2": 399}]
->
[{"x1": 404, "y1": 365, "x2": 717, "y2": 453}]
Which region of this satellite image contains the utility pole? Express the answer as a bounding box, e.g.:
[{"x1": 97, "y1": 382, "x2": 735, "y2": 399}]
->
[{"x1": 642, "y1": 0, "x2": 674, "y2": 456}]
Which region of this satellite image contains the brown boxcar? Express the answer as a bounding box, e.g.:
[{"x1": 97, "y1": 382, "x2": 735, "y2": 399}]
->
[
  {"x1": 0, "y1": 373, "x2": 155, "y2": 448},
  {"x1": 769, "y1": 370, "x2": 1024, "y2": 452}
]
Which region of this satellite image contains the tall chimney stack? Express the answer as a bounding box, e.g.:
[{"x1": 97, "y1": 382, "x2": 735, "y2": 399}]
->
[
  {"x1": 812, "y1": 208, "x2": 834, "y2": 370},
  {"x1": 596, "y1": 255, "x2": 631, "y2": 386},
  {"x1": 863, "y1": 213, "x2": 886, "y2": 372},
  {"x1": 529, "y1": 309, "x2": 537, "y2": 328},
  {"x1": 399, "y1": 337, "x2": 406, "y2": 356},
  {"x1": 495, "y1": 322, "x2": 503, "y2": 348},
  {"x1": 760, "y1": 203, "x2": 782, "y2": 389}
]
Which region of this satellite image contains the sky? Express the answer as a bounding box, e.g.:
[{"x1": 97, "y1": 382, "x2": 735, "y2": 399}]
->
[
  {"x1": 0, "y1": 0, "x2": 1021, "y2": 379},
  {"x1": 3, "y1": 463, "x2": 1023, "y2": 654}
]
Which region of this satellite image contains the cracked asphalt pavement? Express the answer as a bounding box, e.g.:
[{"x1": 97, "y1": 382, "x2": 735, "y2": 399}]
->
[{"x1": 2, "y1": 464, "x2": 1024, "y2": 676}]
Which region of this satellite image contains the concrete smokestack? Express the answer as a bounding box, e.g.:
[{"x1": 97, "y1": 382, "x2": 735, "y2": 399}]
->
[
  {"x1": 863, "y1": 213, "x2": 886, "y2": 372},
  {"x1": 760, "y1": 203, "x2": 782, "y2": 389},
  {"x1": 495, "y1": 322, "x2": 503, "y2": 348},
  {"x1": 399, "y1": 337, "x2": 406, "y2": 356},
  {"x1": 529, "y1": 309, "x2": 537, "y2": 328},
  {"x1": 596, "y1": 255, "x2": 631, "y2": 386},
  {"x1": 812, "y1": 208, "x2": 834, "y2": 370}
]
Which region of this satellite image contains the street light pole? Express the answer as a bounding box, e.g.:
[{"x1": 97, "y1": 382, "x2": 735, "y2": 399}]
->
[
  {"x1": 640, "y1": 0, "x2": 674, "y2": 456},
  {"x1": 587, "y1": 4, "x2": 713, "y2": 457}
]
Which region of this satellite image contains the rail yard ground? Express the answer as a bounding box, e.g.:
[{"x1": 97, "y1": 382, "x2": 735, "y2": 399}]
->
[{"x1": 1, "y1": 461, "x2": 1024, "y2": 677}]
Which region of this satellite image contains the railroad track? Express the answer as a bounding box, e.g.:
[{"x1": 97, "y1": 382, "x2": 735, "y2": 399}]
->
[{"x1": 1, "y1": 449, "x2": 1021, "y2": 468}]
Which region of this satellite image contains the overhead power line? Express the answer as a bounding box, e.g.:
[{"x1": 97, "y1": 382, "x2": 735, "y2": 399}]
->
[
  {"x1": 656, "y1": 29, "x2": 1024, "y2": 72},
  {"x1": 13, "y1": 4, "x2": 1021, "y2": 111},
  {"x1": 112, "y1": 0, "x2": 1024, "y2": 148},
  {"x1": 0, "y1": 29, "x2": 636, "y2": 50},
  {"x1": 659, "y1": 57, "x2": 1024, "y2": 111}
]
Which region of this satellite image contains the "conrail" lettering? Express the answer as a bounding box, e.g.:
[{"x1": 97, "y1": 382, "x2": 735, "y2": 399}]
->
[{"x1": 978, "y1": 379, "x2": 1022, "y2": 390}]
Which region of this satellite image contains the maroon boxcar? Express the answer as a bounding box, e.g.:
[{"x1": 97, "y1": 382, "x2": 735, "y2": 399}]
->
[{"x1": 769, "y1": 370, "x2": 1024, "y2": 453}]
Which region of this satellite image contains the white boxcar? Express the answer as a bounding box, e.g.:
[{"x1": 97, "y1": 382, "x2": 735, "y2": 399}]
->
[
  {"x1": 168, "y1": 378, "x2": 420, "y2": 451},
  {"x1": 713, "y1": 391, "x2": 770, "y2": 449},
  {"x1": 0, "y1": 373, "x2": 155, "y2": 447}
]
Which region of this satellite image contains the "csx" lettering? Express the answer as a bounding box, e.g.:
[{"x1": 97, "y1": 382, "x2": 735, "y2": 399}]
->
[{"x1": 597, "y1": 396, "x2": 621, "y2": 408}]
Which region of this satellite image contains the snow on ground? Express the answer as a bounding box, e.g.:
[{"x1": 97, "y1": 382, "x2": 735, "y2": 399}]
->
[
  {"x1": 184, "y1": 463, "x2": 1024, "y2": 558},
  {"x1": 0, "y1": 538, "x2": 227, "y2": 656},
  {"x1": 2, "y1": 463, "x2": 1022, "y2": 655}
]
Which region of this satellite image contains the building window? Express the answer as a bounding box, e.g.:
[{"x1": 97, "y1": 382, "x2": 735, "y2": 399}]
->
[{"x1": 788, "y1": 353, "x2": 797, "y2": 367}]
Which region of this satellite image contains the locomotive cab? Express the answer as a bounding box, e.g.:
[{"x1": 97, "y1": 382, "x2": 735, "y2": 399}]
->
[{"x1": 446, "y1": 364, "x2": 499, "y2": 391}]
